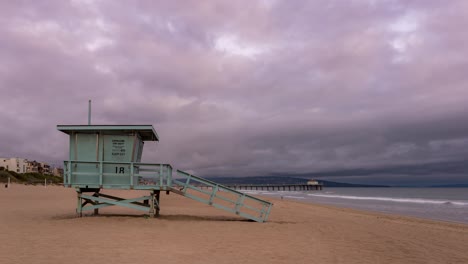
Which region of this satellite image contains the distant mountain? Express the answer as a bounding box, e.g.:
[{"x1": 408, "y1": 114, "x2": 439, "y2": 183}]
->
[
  {"x1": 206, "y1": 176, "x2": 306, "y2": 185},
  {"x1": 429, "y1": 183, "x2": 468, "y2": 188},
  {"x1": 273, "y1": 160, "x2": 468, "y2": 178},
  {"x1": 319, "y1": 180, "x2": 388, "y2": 188},
  {"x1": 205, "y1": 176, "x2": 389, "y2": 187}
]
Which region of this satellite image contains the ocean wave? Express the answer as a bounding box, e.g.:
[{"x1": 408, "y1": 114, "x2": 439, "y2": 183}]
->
[
  {"x1": 283, "y1": 196, "x2": 305, "y2": 199},
  {"x1": 306, "y1": 194, "x2": 468, "y2": 206}
]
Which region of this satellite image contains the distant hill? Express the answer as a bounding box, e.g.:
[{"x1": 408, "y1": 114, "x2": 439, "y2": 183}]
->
[
  {"x1": 205, "y1": 176, "x2": 389, "y2": 187},
  {"x1": 319, "y1": 180, "x2": 388, "y2": 187},
  {"x1": 429, "y1": 183, "x2": 468, "y2": 188}
]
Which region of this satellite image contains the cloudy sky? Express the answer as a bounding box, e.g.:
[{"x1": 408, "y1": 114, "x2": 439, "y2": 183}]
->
[{"x1": 1, "y1": 0, "x2": 467, "y2": 185}]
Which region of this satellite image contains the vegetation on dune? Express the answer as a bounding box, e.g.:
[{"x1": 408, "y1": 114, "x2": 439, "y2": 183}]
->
[{"x1": 0, "y1": 170, "x2": 62, "y2": 184}]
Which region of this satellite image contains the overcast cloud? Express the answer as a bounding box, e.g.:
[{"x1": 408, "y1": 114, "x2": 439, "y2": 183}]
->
[{"x1": 1, "y1": 0, "x2": 467, "y2": 185}]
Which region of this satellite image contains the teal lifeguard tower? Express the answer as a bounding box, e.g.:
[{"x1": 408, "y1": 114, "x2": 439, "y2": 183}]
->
[{"x1": 57, "y1": 124, "x2": 272, "y2": 222}]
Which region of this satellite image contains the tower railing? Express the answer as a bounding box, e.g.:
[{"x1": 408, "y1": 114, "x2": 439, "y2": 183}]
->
[{"x1": 64, "y1": 161, "x2": 172, "y2": 190}]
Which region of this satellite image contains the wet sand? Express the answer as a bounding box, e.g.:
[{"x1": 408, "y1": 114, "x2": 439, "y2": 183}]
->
[{"x1": 1, "y1": 184, "x2": 467, "y2": 264}]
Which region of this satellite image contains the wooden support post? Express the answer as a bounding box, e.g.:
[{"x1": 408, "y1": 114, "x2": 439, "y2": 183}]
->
[
  {"x1": 235, "y1": 194, "x2": 246, "y2": 215},
  {"x1": 209, "y1": 185, "x2": 218, "y2": 205}
]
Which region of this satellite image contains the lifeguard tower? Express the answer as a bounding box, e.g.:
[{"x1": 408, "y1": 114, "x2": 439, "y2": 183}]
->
[{"x1": 57, "y1": 124, "x2": 272, "y2": 222}]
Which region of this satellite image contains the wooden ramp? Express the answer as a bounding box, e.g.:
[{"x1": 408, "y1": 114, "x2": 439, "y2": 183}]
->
[{"x1": 171, "y1": 170, "x2": 273, "y2": 223}]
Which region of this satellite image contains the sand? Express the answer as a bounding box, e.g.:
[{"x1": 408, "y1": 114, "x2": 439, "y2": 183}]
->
[{"x1": 1, "y1": 184, "x2": 467, "y2": 264}]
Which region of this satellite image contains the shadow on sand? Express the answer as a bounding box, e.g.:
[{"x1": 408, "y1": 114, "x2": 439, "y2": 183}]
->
[{"x1": 51, "y1": 213, "x2": 253, "y2": 222}]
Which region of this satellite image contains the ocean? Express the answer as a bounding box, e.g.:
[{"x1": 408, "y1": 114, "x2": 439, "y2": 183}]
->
[{"x1": 244, "y1": 187, "x2": 468, "y2": 224}]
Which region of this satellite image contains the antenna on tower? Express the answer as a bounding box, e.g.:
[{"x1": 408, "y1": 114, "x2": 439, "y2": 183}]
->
[{"x1": 88, "y1": 100, "x2": 92, "y2": 125}]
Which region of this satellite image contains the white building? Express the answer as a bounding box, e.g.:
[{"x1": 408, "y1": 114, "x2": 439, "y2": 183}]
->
[
  {"x1": 26, "y1": 160, "x2": 52, "y2": 174},
  {"x1": 0, "y1": 157, "x2": 28, "y2": 173},
  {"x1": 307, "y1": 179, "x2": 319, "y2": 185},
  {"x1": 40, "y1": 162, "x2": 51, "y2": 174},
  {"x1": 0, "y1": 157, "x2": 57, "y2": 175}
]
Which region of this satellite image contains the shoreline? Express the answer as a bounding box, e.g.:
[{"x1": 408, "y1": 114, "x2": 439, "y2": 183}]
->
[
  {"x1": 273, "y1": 195, "x2": 468, "y2": 227},
  {"x1": 273, "y1": 195, "x2": 468, "y2": 228}
]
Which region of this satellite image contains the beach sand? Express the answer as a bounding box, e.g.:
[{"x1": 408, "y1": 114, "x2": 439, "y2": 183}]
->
[{"x1": 1, "y1": 184, "x2": 467, "y2": 264}]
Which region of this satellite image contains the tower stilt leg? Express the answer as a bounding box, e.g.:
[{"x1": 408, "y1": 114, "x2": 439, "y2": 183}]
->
[
  {"x1": 93, "y1": 191, "x2": 100, "y2": 215},
  {"x1": 149, "y1": 191, "x2": 156, "y2": 218},
  {"x1": 149, "y1": 190, "x2": 161, "y2": 218},
  {"x1": 76, "y1": 190, "x2": 83, "y2": 217},
  {"x1": 155, "y1": 190, "x2": 160, "y2": 216}
]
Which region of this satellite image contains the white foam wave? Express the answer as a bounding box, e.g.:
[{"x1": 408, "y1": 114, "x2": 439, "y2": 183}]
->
[
  {"x1": 307, "y1": 194, "x2": 468, "y2": 206},
  {"x1": 242, "y1": 190, "x2": 276, "y2": 195},
  {"x1": 283, "y1": 195, "x2": 305, "y2": 199}
]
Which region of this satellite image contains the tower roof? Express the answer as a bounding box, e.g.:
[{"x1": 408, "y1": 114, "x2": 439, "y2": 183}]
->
[{"x1": 57, "y1": 125, "x2": 159, "y2": 141}]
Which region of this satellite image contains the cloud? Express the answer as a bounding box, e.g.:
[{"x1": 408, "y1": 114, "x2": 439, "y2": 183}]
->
[{"x1": 1, "y1": 0, "x2": 467, "y2": 184}]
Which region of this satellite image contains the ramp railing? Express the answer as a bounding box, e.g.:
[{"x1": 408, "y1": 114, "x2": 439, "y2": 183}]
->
[{"x1": 172, "y1": 170, "x2": 273, "y2": 222}]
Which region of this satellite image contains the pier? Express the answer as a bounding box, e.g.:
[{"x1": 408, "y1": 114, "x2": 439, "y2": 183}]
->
[{"x1": 201, "y1": 184, "x2": 323, "y2": 191}]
